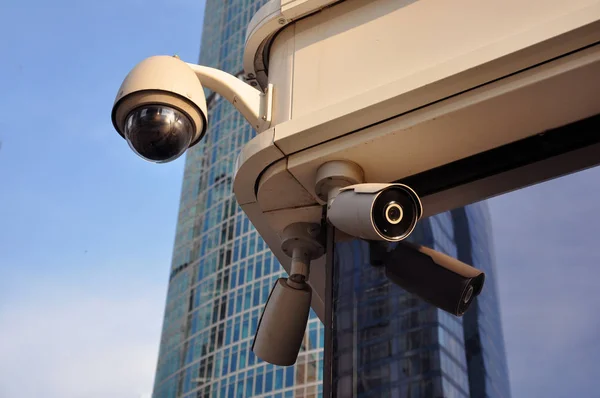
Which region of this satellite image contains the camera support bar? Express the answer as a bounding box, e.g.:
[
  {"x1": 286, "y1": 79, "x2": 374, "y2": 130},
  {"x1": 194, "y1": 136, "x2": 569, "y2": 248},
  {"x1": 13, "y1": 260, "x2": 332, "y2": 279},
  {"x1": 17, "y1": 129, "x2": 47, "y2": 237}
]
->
[{"x1": 186, "y1": 62, "x2": 273, "y2": 132}]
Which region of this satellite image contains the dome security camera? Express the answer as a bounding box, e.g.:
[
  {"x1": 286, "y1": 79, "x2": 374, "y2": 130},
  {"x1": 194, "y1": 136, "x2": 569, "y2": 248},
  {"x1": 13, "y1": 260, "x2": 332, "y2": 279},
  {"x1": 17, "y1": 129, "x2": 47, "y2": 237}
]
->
[
  {"x1": 111, "y1": 55, "x2": 271, "y2": 163},
  {"x1": 111, "y1": 56, "x2": 208, "y2": 163},
  {"x1": 327, "y1": 183, "x2": 423, "y2": 242}
]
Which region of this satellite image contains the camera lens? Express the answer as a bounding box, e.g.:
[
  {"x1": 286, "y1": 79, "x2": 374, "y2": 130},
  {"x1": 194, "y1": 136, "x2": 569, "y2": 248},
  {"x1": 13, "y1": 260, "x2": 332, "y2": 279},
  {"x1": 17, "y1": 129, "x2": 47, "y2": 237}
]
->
[
  {"x1": 372, "y1": 185, "x2": 421, "y2": 241},
  {"x1": 124, "y1": 105, "x2": 194, "y2": 163},
  {"x1": 463, "y1": 285, "x2": 474, "y2": 303},
  {"x1": 384, "y1": 203, "x2": 403, "y2": 225}
]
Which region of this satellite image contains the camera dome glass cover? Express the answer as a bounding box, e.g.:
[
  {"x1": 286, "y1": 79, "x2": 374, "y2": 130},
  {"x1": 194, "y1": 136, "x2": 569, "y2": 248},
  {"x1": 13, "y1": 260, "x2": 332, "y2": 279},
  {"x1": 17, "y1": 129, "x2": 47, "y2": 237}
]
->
[{"x1": 124, "y1": 105, "x2": 194, "y2": 163}]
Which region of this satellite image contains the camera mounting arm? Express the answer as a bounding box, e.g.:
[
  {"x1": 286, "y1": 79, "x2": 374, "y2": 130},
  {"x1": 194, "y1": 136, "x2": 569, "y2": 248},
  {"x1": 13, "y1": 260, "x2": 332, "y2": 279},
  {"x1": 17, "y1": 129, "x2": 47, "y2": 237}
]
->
[{"x1": 185, "y1": 62, "x2": 273, "y2": 132}]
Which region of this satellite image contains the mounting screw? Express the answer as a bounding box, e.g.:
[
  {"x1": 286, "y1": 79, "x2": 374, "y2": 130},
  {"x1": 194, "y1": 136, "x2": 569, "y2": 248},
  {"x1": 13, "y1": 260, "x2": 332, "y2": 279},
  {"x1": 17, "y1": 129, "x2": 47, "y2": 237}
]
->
[{"x1": 278, "y1": 18, "x2": 286, "y2": 25}]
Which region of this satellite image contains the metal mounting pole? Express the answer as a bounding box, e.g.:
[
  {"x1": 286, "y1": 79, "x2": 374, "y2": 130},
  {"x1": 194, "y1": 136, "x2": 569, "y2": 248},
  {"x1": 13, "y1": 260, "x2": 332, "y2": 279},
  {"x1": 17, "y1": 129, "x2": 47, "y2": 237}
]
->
[{"x1": 323, "y1": 222, "x2": 335, "y2": 398}]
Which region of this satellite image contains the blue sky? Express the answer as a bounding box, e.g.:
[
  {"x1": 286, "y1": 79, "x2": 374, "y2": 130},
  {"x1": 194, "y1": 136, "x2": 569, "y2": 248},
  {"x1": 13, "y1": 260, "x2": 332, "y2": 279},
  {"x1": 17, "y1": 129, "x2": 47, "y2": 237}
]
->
[{"x1": 0, "y1": 1, "x2": 598, "y2": 397}]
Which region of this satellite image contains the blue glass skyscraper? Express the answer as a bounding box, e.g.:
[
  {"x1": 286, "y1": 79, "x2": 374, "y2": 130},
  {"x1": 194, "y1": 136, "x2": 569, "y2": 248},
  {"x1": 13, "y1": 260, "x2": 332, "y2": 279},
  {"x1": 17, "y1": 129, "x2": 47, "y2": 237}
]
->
[
  {"x1": 152, "y1": 1, "x2": 323, "y2": 397},
  {"x1": 151, "y1": 1, "x2": 511, "y2": 398}
]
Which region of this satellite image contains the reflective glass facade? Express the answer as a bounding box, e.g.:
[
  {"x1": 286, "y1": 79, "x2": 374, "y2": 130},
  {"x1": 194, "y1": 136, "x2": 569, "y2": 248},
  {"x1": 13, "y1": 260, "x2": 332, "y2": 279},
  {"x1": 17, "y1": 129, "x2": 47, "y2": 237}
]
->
[
  {"x1": 152, "y1": 1, "x2": 323, "y2": 397},
  {"x1": 454, "y1": 203, "x2": 512, "y2": 398},
  {"x1": 332, "y1": 203, "x2": 511, "y2": 398}
]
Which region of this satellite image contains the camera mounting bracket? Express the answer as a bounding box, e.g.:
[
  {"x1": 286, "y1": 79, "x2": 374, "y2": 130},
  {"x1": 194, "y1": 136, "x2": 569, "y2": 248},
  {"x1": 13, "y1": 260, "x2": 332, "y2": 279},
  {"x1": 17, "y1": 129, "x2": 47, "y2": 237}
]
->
[
  {"x1": 186, "y1": 61, "x2": 273, "y2": 132},
  {"x1": 315, "y1": 160, "x2": 365, "y2": 206},
  {"x1": 280, "y1": 222, "x2": 325, "y2": 288}
]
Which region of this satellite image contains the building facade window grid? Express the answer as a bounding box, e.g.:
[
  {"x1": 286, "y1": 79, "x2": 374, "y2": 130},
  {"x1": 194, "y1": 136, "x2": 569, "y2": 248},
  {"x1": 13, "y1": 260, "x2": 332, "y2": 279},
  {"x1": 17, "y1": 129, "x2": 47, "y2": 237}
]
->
[{"x1": 153, "y1": 0, "x2": 324, "y2": 397}]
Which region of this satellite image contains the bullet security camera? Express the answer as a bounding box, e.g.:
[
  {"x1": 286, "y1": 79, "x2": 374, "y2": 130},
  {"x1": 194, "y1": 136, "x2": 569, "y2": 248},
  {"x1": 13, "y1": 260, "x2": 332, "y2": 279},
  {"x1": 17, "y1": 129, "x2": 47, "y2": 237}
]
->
[
  {"x1": 111, "y1": 55, "x2": 272, "y2": 163},
  {"x1": 111, "y1": 56, "x2": 208, "y2": 163},
  {"x1": 252, "y1": 278, "x2": 312, "y2": 366},
  {"x1": 327, "y1": 183, "x2": 423, "y2": 242},
  {"x1": 371, "y1": 241, "x2": 485, "y2": 316},
  {"x1": 252, "y1": 223, "x2": 325, "y2": 366}
]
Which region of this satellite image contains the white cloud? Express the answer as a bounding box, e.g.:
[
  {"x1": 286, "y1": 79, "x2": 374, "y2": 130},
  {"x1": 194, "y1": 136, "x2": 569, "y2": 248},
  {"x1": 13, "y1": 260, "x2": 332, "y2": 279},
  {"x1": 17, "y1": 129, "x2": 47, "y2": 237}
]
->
[{"x1": 0, "y1": 278, "x2": 166, "y2": 398}]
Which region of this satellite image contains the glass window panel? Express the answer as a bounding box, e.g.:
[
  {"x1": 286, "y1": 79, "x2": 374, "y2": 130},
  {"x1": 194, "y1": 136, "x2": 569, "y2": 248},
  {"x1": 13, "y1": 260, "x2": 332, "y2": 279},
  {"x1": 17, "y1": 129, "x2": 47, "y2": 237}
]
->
[
  {"x1": 265, "y1": 370, "x2": 273, "y2": 392},
  {"x1": 231, "y1": 352, "x2": 238, "y2": 372},
  {"x1": 236, "y1": 381, "x2": 244, "y2": 398},
  {"x1": 255, "y1": 256, "x2": 263, "y2": 278},
  {"x1": 239, "y1": 349, "x2": 247, "y2": 368},
  {"x1": 248, "y1": 349, "x2": 256, "y2": 366},
  {"x1": 275, "y1": 368, "x2": 284, "y2": 389},
  {"x1": 254, "y1": 374, "x2": 263, "y2": 395},
  {"x1": 242, "y1": 318, "x2": 249, "y2": 339},
  {"x1": 245, "y1": 376, "x2": 254, "y2": 396},
  {"x1": 285, "y1": 366, "x2": 294, "y2": 387}
]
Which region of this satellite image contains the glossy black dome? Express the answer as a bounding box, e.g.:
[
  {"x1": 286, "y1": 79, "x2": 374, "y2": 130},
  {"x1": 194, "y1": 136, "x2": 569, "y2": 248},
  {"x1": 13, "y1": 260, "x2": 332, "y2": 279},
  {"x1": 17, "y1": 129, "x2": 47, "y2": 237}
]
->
[{"x1": 124, "y1": 105, "x2": 194, "y2": 163}]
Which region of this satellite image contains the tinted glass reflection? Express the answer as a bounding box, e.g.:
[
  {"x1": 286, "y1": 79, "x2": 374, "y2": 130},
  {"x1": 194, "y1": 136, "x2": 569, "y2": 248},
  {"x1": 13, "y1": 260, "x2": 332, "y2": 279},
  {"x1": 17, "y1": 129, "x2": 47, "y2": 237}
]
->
[{"x1": 331, "y1": 205, "x2": 511, "y2": 398}]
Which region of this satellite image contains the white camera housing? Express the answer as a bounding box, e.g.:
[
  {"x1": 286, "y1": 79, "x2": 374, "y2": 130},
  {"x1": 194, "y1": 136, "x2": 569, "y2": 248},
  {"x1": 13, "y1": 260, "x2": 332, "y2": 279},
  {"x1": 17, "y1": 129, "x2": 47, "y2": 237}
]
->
[
  {"x1": 252, "y1": 278, "x2": 312, "y2": 366},
  {"x1": 327, "y1": 183, "x2": 423, "y2": 242},
  {"x1": 252, "y1": 222, "x2": 325, "y2": 366},
  {"x1": 111, "y1": 56, "x2": 209, "y2": 152}
]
